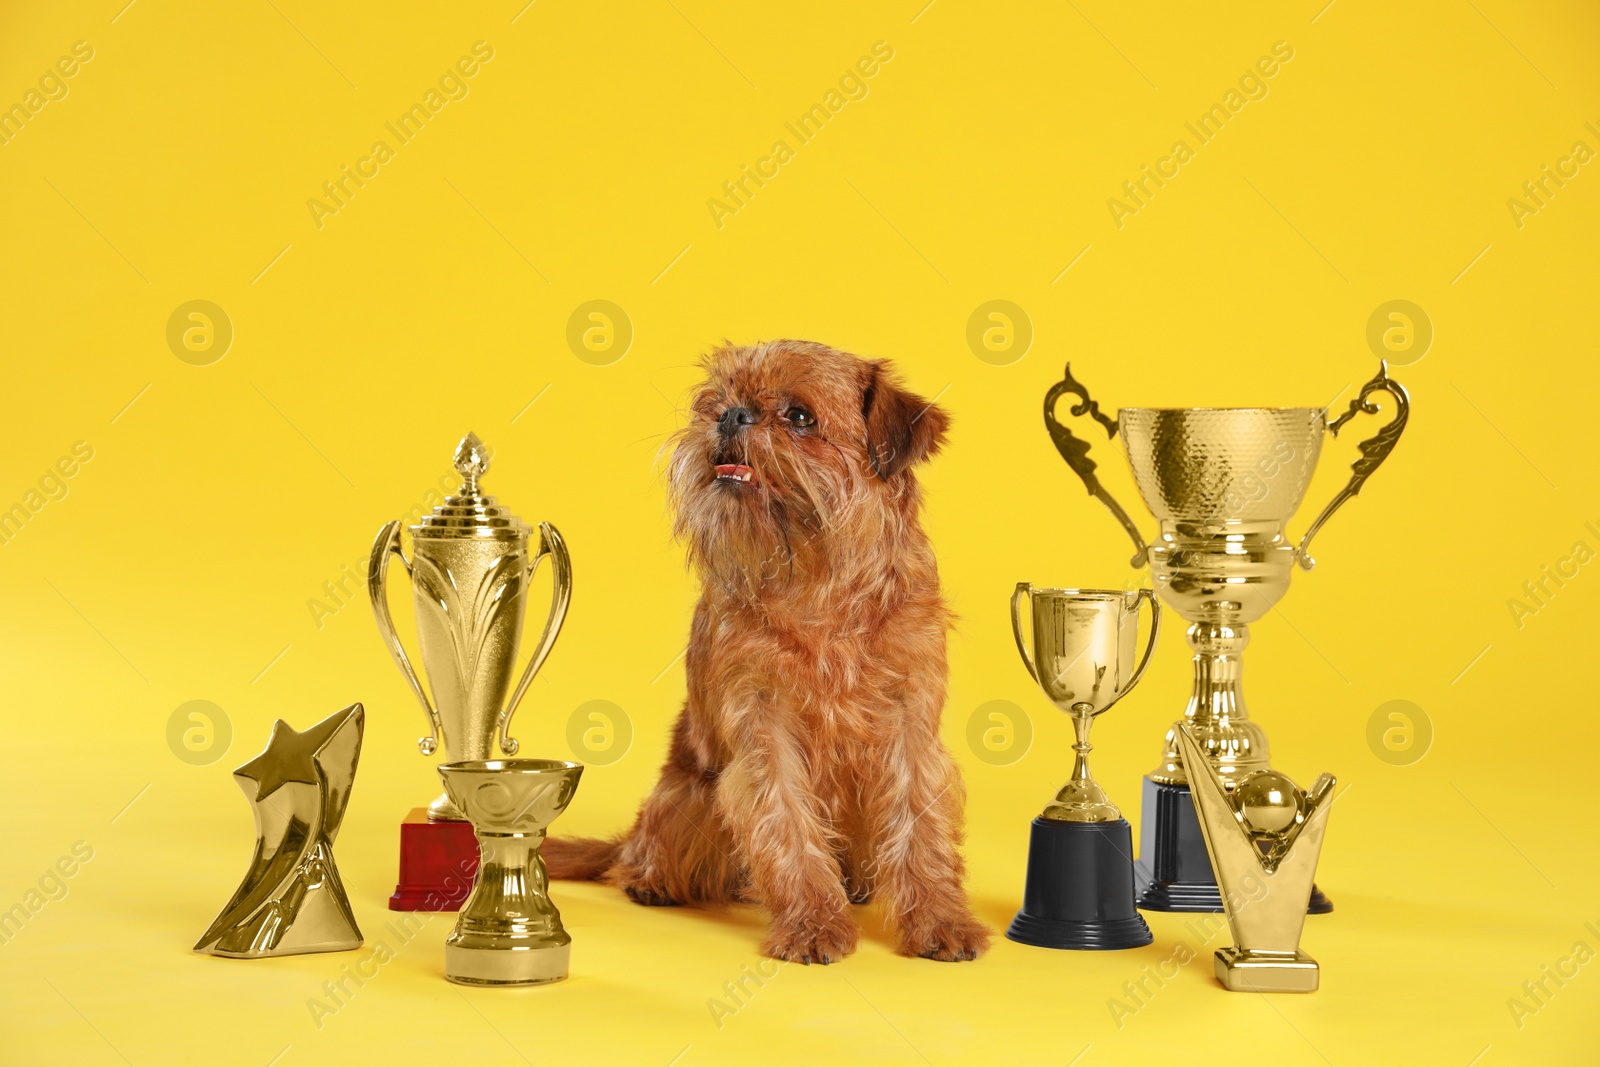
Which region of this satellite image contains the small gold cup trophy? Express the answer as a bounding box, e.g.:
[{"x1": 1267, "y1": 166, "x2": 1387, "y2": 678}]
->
[
  {"x1": 1044, "y1": 362, "x2": 1407, "y2": 914},
  {"x1": 369, "y1": 433, "x2": 574, "y2": 911},
  {"x1": 1007, "y1": 585, "x2": 1160, "y2": 950},
  {"x1": 437, "y1": 758, "x2": 584, "y2": 985},
  {"x1": 1175, "y1": 725, "x2": 1335, "y2": 992}
]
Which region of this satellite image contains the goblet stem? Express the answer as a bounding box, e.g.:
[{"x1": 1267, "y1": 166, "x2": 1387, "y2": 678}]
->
[
  {"x1": 459, "y1": 830, "x2": 560, "y2": 938},
  {"x1": 1068, "y1": 707, "x2": 1095, "y2": 784},
  {"x1": 1044, "y1": 704, "x2": 1120, "y2": 822},
  {"x1": 1189, "y1": 622, "x2": 1248, "y2": 728},
  {"x1": 1150, "y1": 621, "x2": 1271, "y2": 786}
]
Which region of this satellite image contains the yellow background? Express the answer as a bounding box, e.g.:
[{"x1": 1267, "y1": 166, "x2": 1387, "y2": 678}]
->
[{"x1": 2, "y1": 1, "x2": 1597, "y2": 1064}]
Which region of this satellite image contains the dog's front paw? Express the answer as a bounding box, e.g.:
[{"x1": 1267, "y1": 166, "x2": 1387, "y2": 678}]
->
[
  {"x1": 763, "y1": 914, "x2": 859, "y2": 965},
  {"x1": 902, "y1": 913, "x2": 991, "y2": 962}
]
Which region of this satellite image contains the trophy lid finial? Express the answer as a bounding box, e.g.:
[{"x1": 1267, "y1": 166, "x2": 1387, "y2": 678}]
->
[
  {"x1": 455, "y1": 432, "x2": 491, "y2": 481},
  {"x1": 410, "y1": 434, "x2": 525, "y2": 541}
]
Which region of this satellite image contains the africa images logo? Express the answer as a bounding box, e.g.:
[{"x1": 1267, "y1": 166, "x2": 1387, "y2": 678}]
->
[
  {"x1": 706, "y1": 41, "x2": 895, "y2": 229},
  {"x1": 1106, "y1": 41, "x2": 1295, "y2": 229},
  {"x1": 306, "y1": 42, "x2": 495, "y2": 230}
]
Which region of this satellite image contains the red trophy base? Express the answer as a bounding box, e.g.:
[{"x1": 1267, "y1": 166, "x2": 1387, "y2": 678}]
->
[{"x1": 388, "y1": 807, "x2": 481, "y2": 911}]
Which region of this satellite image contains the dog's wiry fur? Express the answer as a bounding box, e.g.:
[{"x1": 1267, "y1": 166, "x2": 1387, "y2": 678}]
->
[{"x1": 545, "y1": 340, "x2": 989, "y2": 964}]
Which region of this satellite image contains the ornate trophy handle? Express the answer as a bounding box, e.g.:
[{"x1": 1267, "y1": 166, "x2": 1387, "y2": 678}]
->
[
  {"x1": 1009, "y1": 583, "x2": 1039, "y2": 685},
  {"x1": 1125, "y1": 587, "x2": 1163, "y2": 693},
  {"x1": 1044, "y1": 364, "x2": 1147, "y2": 568},
  {"x1": 367, "y1": 520, "x2": 443, "y2": 756},
  {"x1": 497, "y1": 521, "x2": 573, "y2": 756},
  {"x1": 1295, "y1": 361, "x2": 1411, "y2": 571}
]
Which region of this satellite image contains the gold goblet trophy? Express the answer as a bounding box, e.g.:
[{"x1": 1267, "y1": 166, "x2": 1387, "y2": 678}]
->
[
  {"x1": 437, "y1": 758, "x2": 584, "y2": 985},
  {"x1": 1007, "y1": 585, "x2": 1160, "y2": 950},
  {"x1": 1044, "y1": 362, "x2": 1407, "y2": 913}
]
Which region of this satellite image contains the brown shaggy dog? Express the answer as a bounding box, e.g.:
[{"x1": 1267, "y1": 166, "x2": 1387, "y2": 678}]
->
[{"x1": 545, "y1": 340, "x2": 988, "y2": 965}]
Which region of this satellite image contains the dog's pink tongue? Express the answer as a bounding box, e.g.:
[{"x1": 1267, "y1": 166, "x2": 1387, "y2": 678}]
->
[{"x1": 714, "y1": 463, "x2": 754, "y2": 484}]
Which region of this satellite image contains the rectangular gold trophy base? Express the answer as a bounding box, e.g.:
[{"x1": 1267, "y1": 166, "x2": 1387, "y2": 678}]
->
[{"x1": 1214, "y1": 947, "x2": 1320, "y2": 993}]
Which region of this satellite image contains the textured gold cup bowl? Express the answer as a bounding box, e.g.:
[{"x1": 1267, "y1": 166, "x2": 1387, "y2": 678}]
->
[
  {"x1": 1119, "y1": 407, "x2": 1325, "y2": 525},
  {"x1": 1120, "y1": 407, "x2": 1327, "y2": 629}
]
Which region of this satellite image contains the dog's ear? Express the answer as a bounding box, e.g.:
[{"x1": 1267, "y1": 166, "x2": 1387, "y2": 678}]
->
[{"x1": 860, "y1": 359, "x2": 950, "y2": 479}]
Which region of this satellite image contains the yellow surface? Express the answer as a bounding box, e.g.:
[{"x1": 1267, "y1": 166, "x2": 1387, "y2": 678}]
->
[{"x1": 2, "y1": 2, "x2": 1597, "y2": 1064}]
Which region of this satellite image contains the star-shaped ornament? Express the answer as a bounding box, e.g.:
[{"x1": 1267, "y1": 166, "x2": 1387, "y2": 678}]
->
[{"x1": 233, "y1": 710, "x2": 354, "y2": 802}]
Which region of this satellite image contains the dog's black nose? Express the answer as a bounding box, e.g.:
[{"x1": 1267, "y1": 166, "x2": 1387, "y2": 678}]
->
[{"x1": 718, "y1": 407, "x2": 757, "y2": 437}]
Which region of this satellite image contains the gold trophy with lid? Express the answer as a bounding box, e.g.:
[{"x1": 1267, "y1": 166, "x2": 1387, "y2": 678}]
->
[{"x1": 369, "y1": 432, "x2": 573, "y2": 910}]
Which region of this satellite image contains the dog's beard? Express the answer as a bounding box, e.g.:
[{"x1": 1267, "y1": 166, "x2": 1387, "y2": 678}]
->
[{"x1": 667, "y1": 425, "x2": 865, "y2": 599}]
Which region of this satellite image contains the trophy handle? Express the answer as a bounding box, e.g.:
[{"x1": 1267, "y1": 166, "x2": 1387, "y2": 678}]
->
[
  {"x1": 367, "y1": 520, "x2": 443, "y2": 756},
  {"x1": 497, "y1": 521, "x2": 573, "y2": 757},
  {"x1": 1125, "y1": 587, "x2": 1162, "y2": 693},
  {"x1": 1295, "y1": 361, "x2": 1411, "y2": 571},
  {"x1": 1009, "y1": 582, "x2": 1040, "y2": 684},
  {"x1": 1044, "y1": 364, "x2": 1147, "y2": 568}
]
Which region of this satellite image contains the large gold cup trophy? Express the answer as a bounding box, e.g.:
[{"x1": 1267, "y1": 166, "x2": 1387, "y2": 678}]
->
[{"x1": 1044, "y1": 362, "x2": 1407, "y2": 912}]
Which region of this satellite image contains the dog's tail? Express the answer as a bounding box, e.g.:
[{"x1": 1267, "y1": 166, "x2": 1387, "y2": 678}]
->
[{"x1": 543, "y1": 835, "x2": 624, "y2": 880}]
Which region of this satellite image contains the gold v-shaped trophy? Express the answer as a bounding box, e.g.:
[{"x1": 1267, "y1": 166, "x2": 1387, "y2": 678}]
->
[
  {"x1": 1044, "y1": 362, "x2": 1408, "y2": 917},
  {"x1": 1176, "y1": 724, "x2": 1336, "y2": 992}
]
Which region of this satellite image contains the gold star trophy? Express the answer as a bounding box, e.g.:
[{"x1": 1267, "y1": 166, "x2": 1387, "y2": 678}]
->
[
  {"x1": 1043, "y1": 362, "x2": 1407, "y2": 914},
  {"x1": 195, "y1": 703, "x2": 364, "y2": 958},
  {"x1": 1175, "y1": 724, "x2": 1335, "y2": 992}
]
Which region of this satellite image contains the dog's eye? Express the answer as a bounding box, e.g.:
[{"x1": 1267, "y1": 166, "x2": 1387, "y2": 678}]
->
[{"x1": 784, "y1": 406, "x2": 816, "y2": 430}]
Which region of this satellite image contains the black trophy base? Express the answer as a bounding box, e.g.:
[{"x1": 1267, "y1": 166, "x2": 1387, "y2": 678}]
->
[
  {"x1": 1133, "y1": 777, "x2": 1333, "y2": 914},
  {"x1": 1007, "y1": 816, "x2": 1153, "y2": 951}
]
